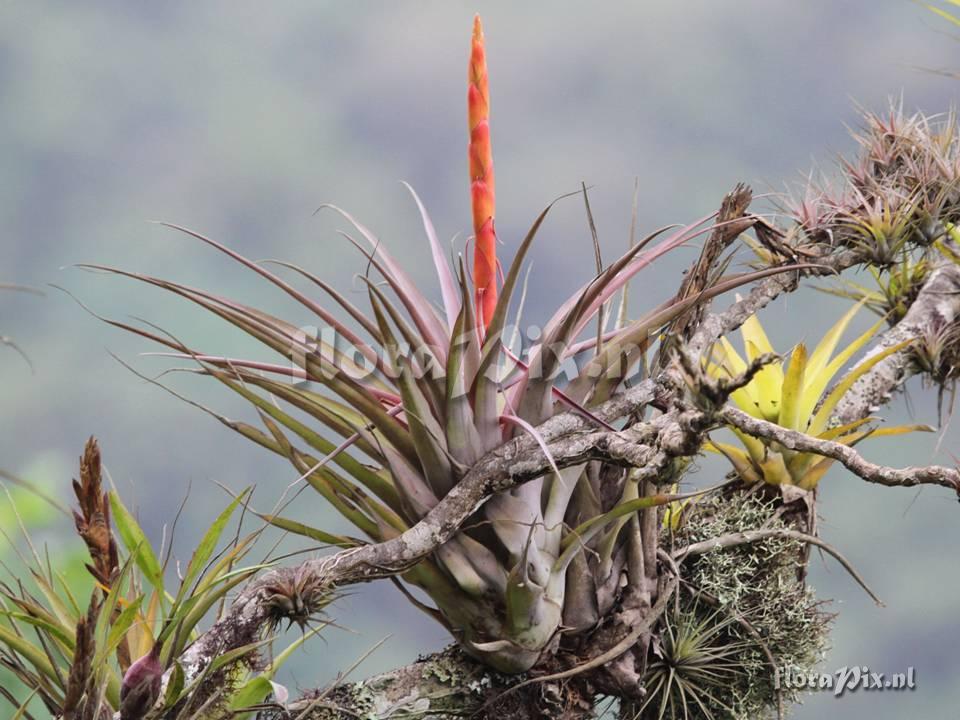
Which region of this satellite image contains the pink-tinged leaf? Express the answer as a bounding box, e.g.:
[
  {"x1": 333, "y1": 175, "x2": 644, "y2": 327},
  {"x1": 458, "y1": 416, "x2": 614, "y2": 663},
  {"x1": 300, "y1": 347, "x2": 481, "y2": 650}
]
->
[
  {"x1": 500, "y1": 414, "x2": 561, "y2": 479},
  {"x1": 502, "y1": 347, "x2": 617, "y2": 431},
  {"x1": 145, "y1": 353, "x2": 311, "y2": 381},
  {"x1": 145, "y1": 356, "x2": 402, "y2": 410},
  {"x1": 403, "y1": 181, "x2": 461, "y2": 328},
  {"x1": 562, "y1": 215, "x2": 734, "y2": 346},
  {"x1": 202, "y1": 367, "x2": 403, "y2": 515},
  {"x1": 471, "y1": 193, "x2": 572, "y2": 451},
  {"x1": 382, "y1": 444, "x2": 439, "y2": 520},
  {"x1": 317, "y1": 204, "x2": 449, "y2": 358},
  {"x1": 260, "y1": 259, "x2": 383, "y2": 343},
  {"x1": 564, "y1": 328, "x2": 627, "y2": 357},
  {"x1": 507, "y1": 220, "x2": 703, "y2": 425},
  {"x1": 154, "y1": 222, "x2": 382, "y2": 368},
  {"x1": 445, "y1": 297, "x2": 484, "y2": 467},
  {"x1": 578, "y1": 263, "x2": 826, "y2": 387},
  {"x1": 454, "y1": 258, "x2": 483, "y2": 405},
  {"x1": 79, "y1": 263, "x2": 393, "y2": 390},
  {"x1": 361, "y1": 276, "x2": 446, "y2": 413},
  {"x1": 513, "y1": 286, "x2": 594, "y2": 426},
  {"x1": 368, "y1": 289, "x2": 454, "y2": 497},
  {"x1": 537, "y1": 215, "x2": 714, "y2": 347},
  {"x1": 90, "y1": 265, "x2": 420, "y2": 467}
]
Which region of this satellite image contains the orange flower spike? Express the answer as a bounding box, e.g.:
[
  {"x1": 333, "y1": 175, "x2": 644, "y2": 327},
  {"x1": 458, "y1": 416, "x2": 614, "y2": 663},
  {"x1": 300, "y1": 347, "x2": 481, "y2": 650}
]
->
[{"x1": 468, "y1": 14, "x2": 498, "y2": 331}]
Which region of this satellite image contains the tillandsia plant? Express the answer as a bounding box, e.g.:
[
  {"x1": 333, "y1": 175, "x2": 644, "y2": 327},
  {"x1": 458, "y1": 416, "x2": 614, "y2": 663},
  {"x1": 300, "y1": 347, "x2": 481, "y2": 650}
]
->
[
  {"x1": 0, "y1": 438, "x2": 318, "y2": 719},
  {"x1": 74, "y1": 16, "x2": 801, "y2": 679}
]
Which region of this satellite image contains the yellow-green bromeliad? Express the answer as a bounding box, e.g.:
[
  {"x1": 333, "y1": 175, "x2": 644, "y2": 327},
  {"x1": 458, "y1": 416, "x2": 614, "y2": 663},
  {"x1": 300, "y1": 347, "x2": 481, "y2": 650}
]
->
[{"x1": 706, "y1": 300, "x2": 927, "y2": 490}]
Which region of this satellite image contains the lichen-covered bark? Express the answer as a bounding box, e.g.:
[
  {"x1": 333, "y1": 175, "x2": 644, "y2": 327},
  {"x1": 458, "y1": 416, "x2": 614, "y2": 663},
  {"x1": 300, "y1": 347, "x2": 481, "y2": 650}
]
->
[
  {"x1": 832, "y1": 263, "x2": 960, "y2": 425},
  {"x1": 251, "y1": 647, "x2": 567, "y2": 719}
]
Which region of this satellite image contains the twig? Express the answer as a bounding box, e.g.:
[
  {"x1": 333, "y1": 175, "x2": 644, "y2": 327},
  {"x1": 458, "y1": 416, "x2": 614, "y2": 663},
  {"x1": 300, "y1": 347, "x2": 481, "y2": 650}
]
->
[
  {"x1": 673, "y1": 527, "x2": 883, "y2": 606},
  {"x1": 719, "y1": 406, "x2": 960, "y2": 494}
]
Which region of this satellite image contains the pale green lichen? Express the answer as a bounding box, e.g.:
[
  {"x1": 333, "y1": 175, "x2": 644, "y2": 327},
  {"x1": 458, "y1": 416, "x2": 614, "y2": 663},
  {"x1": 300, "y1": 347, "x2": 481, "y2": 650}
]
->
[
  {"x1": 421, "y1": 657, "x2": 460, "y2": 686},
  {"x1": 646, "y1": 494, "x2": 831, "y2": 719}
]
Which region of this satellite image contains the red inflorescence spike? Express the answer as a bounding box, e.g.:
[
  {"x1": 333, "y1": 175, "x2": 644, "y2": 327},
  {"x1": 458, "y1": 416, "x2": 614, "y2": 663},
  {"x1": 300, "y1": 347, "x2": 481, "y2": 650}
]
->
[{"x1": 469, "y1": 15, "x2": 497, "y2": 331}]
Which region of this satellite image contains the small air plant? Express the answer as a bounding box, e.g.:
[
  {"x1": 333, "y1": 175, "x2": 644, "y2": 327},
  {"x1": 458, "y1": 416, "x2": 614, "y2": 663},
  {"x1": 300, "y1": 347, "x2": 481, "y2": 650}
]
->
[
  {"x1": 912, "y1": 313, "x2": 960, "y2": 419},
  {"x1": 777, "y1": 179, "x2": 844, "y2": 249},
  {"x1": 636, "y1": 603, "x2": 751, "y2": 720},
  {"x1": 783, "y1": 107, "x2": 960, "y2": 266},
  {"x1": 707, "y1": 301, "x2": 927, "y2": 489},
  {"x1": 261, "y1": 565, "x2": 334, "y2": 633},
  {"x1": 818, "y1": 253, "x2": 931, "y2": 326},
  {"x1": 838, "y1": 186, "x2": 919, "y2": 267}
]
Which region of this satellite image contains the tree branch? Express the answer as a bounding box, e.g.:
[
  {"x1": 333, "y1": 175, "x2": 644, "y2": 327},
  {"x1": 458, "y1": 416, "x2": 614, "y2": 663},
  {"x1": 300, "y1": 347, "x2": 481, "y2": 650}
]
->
[
  {"x1": 831, "y1": 263, "x2": 960, "y2": 425},
  {"x1": 673, "y1": 527, "x2": 882, "y2": 605},
  {"x1": 255, "y1": 647, "x2": 527, "y2": 720},
  {"x1": 686, "y1": 248, "x2": 861, "y2": 359},
  {"x1": 719, "y1": 406, "x2": 960, "y2": 493}
]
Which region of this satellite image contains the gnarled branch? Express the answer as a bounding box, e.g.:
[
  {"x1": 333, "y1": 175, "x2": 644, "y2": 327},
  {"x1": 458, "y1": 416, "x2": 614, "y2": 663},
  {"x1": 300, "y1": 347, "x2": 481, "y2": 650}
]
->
[{"x1": 719, "y1": 406, "x2": 960, "y2": 493}]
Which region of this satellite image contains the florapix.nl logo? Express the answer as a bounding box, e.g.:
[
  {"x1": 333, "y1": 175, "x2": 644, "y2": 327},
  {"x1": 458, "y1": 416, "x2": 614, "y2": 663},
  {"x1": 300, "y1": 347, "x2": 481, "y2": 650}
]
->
[
  {"x1": 774, "y1": 665, "x2": 916, "y2": 697},
  {"x1": 286, "y1": 323, "x2": 654, "y2": 391}
]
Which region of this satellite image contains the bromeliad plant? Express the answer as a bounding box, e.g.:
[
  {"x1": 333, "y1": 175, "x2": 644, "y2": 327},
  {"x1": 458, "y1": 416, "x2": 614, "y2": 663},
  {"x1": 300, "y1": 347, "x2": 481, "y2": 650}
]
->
[
  {"x1": 78, "y1": 16, "x2": 795, "y2": 675},
  {"x1": 0, "y1": 438, "x2": 312, "y2": 719},
  {"x1": 707, "y1": 301, "x2": 928, "y2": 489}
]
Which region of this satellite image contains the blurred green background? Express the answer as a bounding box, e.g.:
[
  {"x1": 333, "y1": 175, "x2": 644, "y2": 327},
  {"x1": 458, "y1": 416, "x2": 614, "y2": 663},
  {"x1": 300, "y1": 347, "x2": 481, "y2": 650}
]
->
[{"x1": 2, "y1": 2, "x2": 958, "y2": 717}]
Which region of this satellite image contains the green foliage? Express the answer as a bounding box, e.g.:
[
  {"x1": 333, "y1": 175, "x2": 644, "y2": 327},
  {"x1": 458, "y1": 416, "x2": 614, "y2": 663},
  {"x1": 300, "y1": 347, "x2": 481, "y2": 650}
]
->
[
  {"x1": 707, "y1": 302, "x2": 929, "y2": 489},
  {"x1": 0, "y1": 463, "x2": 312, "y2": 719}
]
